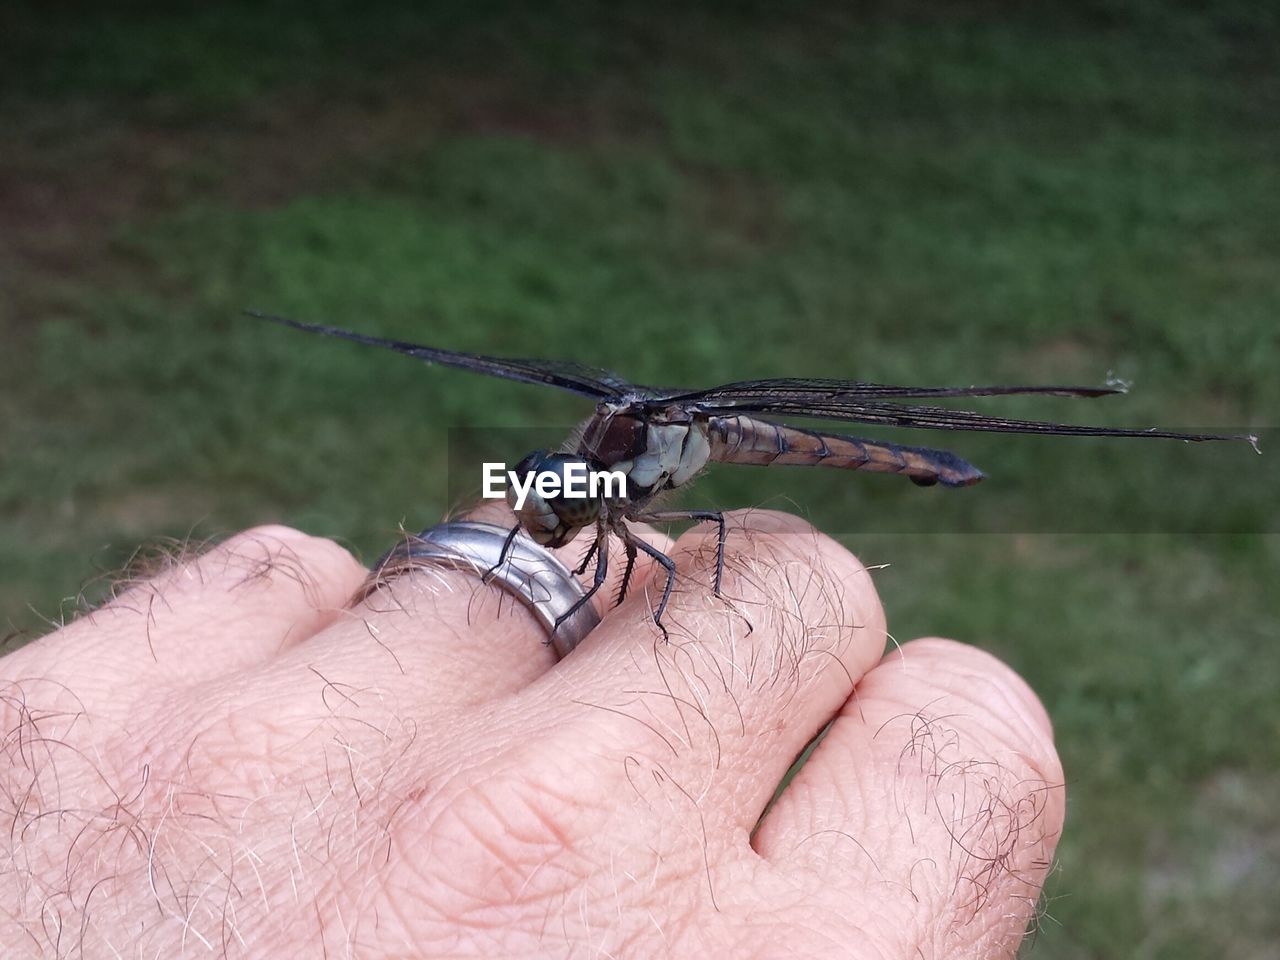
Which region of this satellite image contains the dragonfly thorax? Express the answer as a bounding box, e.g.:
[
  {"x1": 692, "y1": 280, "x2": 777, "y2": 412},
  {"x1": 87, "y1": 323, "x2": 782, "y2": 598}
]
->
[
  {"x1": 505, "y1": 450, "x2": 603, "y2": 548},
  {"x1": 579, "y1": 406, "x2": 713, "y2": 498}
]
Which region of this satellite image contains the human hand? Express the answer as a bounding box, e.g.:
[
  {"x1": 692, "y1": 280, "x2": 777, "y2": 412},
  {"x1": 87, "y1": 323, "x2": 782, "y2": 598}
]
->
[{"x1": 1, "y1": 509, "x2": 1063, "y2": 958}]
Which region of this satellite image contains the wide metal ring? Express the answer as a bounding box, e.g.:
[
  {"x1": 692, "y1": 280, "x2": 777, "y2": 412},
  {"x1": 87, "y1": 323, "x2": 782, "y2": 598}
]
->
[{"x1": 364, "y1": 520, "x2": 600, "y2": 658}]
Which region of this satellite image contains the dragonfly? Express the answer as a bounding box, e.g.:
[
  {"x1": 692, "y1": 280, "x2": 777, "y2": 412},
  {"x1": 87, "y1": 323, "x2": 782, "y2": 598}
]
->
[{"x1": 251, "y1": 310, "x2": 1259, "y2": 639}]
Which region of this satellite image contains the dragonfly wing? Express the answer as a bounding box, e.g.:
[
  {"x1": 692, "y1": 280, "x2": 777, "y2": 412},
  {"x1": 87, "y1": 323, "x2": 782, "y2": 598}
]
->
[
  {"x1": 649, "y1": 377, "x2": 1128, "y2": 404},
  {"x1": 667, "y1": 384, "x2": 1257, "y2": 445},
  {"x1": 250, "y1": 311, "x2": 643, "y2": 400}
]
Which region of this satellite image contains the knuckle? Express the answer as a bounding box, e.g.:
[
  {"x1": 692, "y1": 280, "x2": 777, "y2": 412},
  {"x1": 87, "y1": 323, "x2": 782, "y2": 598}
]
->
[
  {"x1": 656, "y1": 508, "x2": 886, "y2": 680},
  {"x1": 212, "y1": 526, "x2": 364, "y2": 593},
  {"x1": 226, "y1": 524, "x2": 350, "y2": 564},
  {"x1": 897, "y1": 638, "x2": 1061, "y2": 784},
  {"x1": 721, "y1": 509, "x2": 882, "y2": 628}
]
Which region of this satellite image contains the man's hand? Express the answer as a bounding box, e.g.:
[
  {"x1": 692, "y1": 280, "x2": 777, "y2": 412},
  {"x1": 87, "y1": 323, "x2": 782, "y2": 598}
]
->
[{"x1": 0, "y1": 509, "x2": 1064, "y2": 958}]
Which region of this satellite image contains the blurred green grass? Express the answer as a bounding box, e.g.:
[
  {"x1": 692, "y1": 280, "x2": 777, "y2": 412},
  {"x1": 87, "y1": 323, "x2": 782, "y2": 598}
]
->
[{"x1": 2, "y1": 2, "x2": 1278, "y2": 955}]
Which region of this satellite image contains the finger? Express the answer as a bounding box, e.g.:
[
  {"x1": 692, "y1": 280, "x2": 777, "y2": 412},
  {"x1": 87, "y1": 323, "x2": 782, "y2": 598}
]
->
[
  {"x1": 753, "y1": 638, "x2": 1065, "y2": 958},
  {"x1": 531, "y1": 509, "x2": 889, "y2": 833},
  {"x1": 296, "y1": 505, "x2": 675, "y2": 710},
  {"x1": 1, "y1": 526, "x2": 366, "y2": 702}
]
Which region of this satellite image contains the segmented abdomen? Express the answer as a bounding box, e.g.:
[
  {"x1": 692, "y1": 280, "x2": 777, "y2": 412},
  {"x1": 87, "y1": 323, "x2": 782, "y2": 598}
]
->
[{"x1": 706, "y1": 415, "x2": 983, "y2": 487}]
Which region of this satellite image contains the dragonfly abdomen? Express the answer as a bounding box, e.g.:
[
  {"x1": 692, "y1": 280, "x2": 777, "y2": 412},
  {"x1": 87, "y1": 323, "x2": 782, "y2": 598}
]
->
[{"x1": 706, "y1": 415, "x2": 983, "y2": 487}]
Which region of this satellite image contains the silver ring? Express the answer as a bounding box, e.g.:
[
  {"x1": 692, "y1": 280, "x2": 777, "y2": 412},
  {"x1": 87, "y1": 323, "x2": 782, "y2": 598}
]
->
[{"x1": 364, "y1": 521, "x2": 600, "y2": 658}]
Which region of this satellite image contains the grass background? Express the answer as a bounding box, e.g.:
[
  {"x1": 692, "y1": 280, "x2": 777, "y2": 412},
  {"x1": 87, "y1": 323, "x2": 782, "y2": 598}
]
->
[{"x1": 2, "y1": 1, "x2": 1277, "y2": 955}]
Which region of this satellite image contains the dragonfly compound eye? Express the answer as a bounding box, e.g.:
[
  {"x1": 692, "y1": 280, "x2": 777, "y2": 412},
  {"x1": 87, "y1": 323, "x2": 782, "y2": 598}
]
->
[{"x1": 506, "y1": 451, "x2": 599, "y2": 548}]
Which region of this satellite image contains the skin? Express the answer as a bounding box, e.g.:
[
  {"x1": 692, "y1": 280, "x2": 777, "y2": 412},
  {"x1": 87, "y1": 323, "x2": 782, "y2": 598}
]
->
[{"x1": 0, "y1": 507, "x2": 1064, "y2": 958}]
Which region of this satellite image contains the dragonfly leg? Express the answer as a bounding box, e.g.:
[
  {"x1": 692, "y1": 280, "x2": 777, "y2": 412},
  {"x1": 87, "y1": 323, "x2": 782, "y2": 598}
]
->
[
  {"x1": 483, "y1": 523, "x2": 523, "y2": 583},
  {"x1": 637, "y1": 510, "x2": 726, "y2": 598},
  {"x1": 553, "y1": 525, "x2": 609, "y2": 638},
  {"x1": 614, "y1": 538, "x2": 638, "y2": 606},
  {"x1": 617, "y1": 524, "x2": 677, "y2": 641},
  {"x1": 573, "y1": 537, "x2": 599, "y2": 577}
]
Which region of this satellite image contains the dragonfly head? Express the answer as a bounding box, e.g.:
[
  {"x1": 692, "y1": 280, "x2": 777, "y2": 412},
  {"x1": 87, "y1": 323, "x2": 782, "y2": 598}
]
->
[{"x1": 506, "y1": 450, "x2": 601, "y2": 549}]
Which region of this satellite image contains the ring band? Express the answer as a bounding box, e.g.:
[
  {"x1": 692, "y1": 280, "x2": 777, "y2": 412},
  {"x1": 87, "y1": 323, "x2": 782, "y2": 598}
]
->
[{"x1": 363, "y1": 520, "x2": 600, "y2": 658}]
